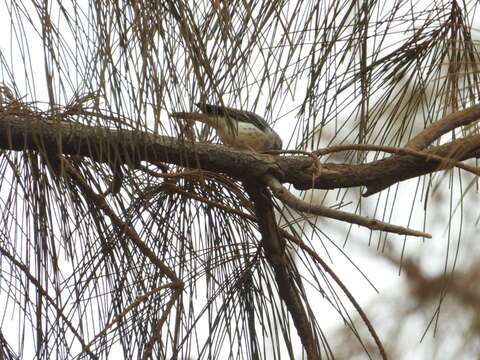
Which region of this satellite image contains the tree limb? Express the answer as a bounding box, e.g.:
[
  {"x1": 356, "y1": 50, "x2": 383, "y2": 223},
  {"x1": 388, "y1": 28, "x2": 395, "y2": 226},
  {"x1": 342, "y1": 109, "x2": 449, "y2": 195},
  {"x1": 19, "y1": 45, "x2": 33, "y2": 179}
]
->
[
  {"x1": 405, "y1": 104, "x2": 480, "y2": 150},
  {"x1": 243, "y1": 179, "x2": 321, "y2": 360},
  {"x1": 0, "y1": 106, "x2": 478, "y2": 197},
  {"x1": 263, "y1": 174, "x2": 431, "y2": 238}
]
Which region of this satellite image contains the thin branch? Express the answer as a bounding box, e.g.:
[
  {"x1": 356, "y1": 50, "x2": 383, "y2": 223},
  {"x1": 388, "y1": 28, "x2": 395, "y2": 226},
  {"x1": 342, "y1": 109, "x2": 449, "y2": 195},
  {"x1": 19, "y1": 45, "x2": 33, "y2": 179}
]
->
[
  {"x1": 143, "y1": 289, "x2": 181, "y2": 360},
  {"x1": 82, "y1": 284, "x2": 175, "y2": 357},
  {"x1": 62, "y1": 157, "x2": 184, "y2": 358},
  {"x1": 63, "y1": 158, "x2": 182, "y2": 283},
  {"x1": 263, "y1": 174, "x2": 431, "y2": 238},
  {"x1": 361, "y1": 134, "x2": 480, "y2": 195},
  {"x1": 0, "y1": 245, "x2": 98, "y2": 360}
]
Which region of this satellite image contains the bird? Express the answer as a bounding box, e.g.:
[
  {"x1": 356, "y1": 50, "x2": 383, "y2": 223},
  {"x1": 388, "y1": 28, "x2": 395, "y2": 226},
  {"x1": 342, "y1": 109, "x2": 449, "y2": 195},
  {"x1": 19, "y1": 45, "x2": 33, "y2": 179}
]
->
[{"x1": 171, "y1": 103, "x2": 283, "y2": 152}]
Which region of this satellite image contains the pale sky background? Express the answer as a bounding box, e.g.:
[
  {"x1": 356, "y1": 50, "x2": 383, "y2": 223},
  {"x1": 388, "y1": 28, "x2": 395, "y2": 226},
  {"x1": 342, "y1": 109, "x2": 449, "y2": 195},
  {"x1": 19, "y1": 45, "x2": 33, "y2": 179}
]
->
[{"x1": 0, "y1": 1, "x2": 479, "y2": 359}]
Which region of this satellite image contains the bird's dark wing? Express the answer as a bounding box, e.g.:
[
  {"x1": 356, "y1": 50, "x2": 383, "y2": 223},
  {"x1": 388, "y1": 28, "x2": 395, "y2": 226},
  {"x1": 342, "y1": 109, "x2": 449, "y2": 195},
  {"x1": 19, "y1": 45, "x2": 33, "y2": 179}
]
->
[{"x1": 195, "y1": 103, "x2": 269, "y2": 131}]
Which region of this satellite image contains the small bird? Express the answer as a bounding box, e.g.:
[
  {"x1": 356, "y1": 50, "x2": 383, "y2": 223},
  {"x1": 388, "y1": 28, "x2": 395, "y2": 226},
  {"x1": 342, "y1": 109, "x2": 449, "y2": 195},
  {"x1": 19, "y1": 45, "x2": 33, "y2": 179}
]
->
[{"x1": 171, "y1": 103, "x2": 282, "y2": 152}]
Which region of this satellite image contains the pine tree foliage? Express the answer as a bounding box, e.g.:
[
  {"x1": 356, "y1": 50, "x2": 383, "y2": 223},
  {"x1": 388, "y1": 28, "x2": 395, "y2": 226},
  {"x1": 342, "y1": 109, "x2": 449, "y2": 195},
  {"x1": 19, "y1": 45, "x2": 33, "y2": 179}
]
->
[{"x1": 0, "y1": 1, "x2": 479, "y2": 359}]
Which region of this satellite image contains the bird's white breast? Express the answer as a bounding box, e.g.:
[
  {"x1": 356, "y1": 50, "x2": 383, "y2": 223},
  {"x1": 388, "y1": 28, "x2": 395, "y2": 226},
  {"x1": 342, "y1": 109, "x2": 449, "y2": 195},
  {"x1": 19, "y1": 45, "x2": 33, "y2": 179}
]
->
[{"x1": 214, "y1": 117, "x2": 279, "y2": 151}]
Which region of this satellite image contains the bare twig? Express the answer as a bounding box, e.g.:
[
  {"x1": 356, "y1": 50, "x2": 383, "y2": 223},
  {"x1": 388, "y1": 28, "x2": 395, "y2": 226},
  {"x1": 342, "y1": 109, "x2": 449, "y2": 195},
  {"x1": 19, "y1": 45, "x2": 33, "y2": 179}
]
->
[
  {"x1": 0, "y1": 246, "x2": 98, "y2": 359},
  {"x1": 263, "y1": 174, "x2": 431, "y2": 238},
  {"x1": 143, "y1": 290, "x2": 181, "y2": 360},
  {"x1": 84, "y1": 284, "x2": 174, "y2": 356},
  {"x1": 63, "y1": 158, "x2": 182, "y2": 283},
  {"x1": 132, "y1": 179, "x2": 388, "y2": 360}
]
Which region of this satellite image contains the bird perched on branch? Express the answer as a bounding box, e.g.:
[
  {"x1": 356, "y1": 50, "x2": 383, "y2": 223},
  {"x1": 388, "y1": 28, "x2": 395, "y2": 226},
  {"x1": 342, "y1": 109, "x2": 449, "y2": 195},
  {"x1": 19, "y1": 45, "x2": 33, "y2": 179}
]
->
[{"x1": 171, "y1": 103, "x2": 283, "y2": 152}]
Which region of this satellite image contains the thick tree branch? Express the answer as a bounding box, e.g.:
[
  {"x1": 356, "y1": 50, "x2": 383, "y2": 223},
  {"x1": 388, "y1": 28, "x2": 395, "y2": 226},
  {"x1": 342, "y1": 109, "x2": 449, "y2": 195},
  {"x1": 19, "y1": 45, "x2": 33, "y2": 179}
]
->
[
  {"x1": 0, "y1": 107, "x2": 478, "y2": 197},
  {"x1": 405, "y1": 104, "x2": 480, "y2": 150},
  {"x1": 314, "y1": 143, "x2": 480, "y2": 176},
  {"x1": 242, "y1": 180, "x2": 321, "y2": 360},
  {"x1": 360, "y1": 134, "x2": 480, "y2": 195},
  {"x1": 0, "y1": 110, "x2": 284, "y2": 181}
]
